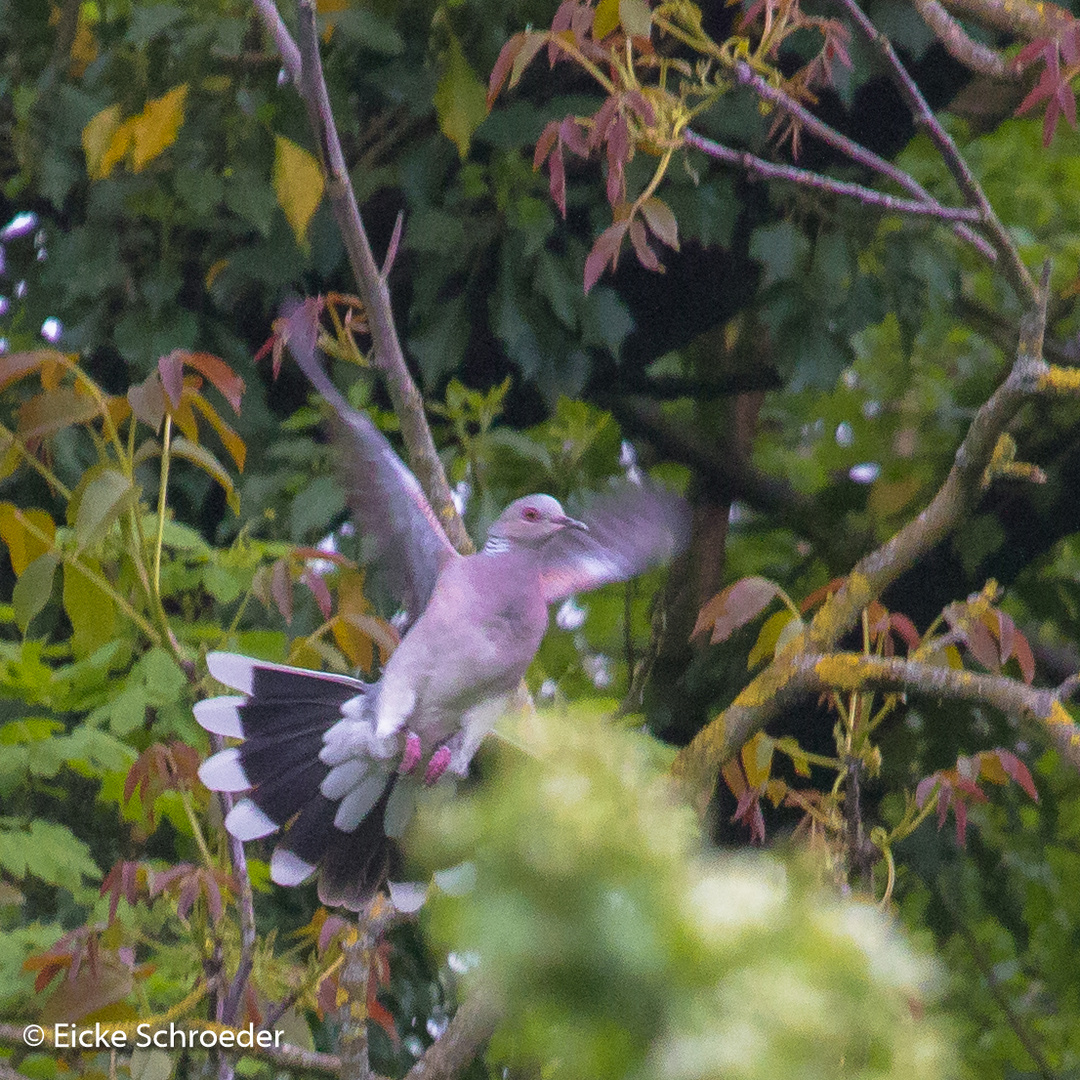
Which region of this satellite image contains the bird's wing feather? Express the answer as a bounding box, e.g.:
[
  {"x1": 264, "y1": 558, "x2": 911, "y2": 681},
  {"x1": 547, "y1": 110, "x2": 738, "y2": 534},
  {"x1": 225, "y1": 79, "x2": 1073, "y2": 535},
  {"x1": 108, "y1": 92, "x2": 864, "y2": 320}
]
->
[
  {"x1": 538, "y1": 481, "x2": 690, "y2": 602},
  {"x1": 283, "y1": 299, "x2": 456, "y2": 624}
]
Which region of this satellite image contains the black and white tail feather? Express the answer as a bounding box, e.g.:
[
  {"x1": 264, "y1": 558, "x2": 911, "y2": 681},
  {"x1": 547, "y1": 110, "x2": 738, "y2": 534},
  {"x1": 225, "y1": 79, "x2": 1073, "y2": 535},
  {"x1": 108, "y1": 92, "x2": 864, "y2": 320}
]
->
[{"x1": 196, "y1": 652, "x2": 424, "y2": 910}]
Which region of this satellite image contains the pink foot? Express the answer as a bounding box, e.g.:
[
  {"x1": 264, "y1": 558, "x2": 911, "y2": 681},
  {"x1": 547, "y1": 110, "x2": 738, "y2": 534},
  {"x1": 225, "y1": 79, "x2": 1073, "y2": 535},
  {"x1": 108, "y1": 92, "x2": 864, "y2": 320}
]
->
[
  {"x1": 424, "y1": 745, "x2": 452, "y2": 785},
  {"x1": 400, "y1": 732, "x2": 422, "y2": 775}
]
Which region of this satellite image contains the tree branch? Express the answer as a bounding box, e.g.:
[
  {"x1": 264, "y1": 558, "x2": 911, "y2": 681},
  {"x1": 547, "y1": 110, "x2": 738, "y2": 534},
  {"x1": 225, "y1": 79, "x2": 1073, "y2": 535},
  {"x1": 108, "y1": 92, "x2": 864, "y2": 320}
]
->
[
  {"x1": 403, "y1": 987, "x2": 500, "y2": 1080},
  {"x1": 833, "y1": 0, "x2": 1035, "y2": 302},
  {"x1": 250, "y1": 0, "x2": 472, "y2": 554},
  {"x1": 911, "y1": 0, "x2": 1013, "y2": 78},
  {"x1": 684, "y1": 129, "x2": 985, "y2": 222},
  {"x1": 733, "y1": 62, "x2": 996, "y2": 261},
  {"x1": 671, "y1": 268, "x2": 1074, "y2": 805}
]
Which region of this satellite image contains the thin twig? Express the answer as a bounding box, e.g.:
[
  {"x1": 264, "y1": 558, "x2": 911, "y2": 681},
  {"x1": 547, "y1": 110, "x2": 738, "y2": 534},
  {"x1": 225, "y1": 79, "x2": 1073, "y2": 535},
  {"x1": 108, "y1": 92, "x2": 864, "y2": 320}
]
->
[
  {"x1": 911, "y1": 0, "x2": 1012, "y2": 78},
  {"x1": 253, "y1": 0, "x2": 471, "y2": 554},
  {"x1": 684, "y1": 130, "x2": 984, "y2": 222},
  {"x1": 832, "y1": 0, "x2": 1035, "y2": 302},
  {"x1": 734, "y1": 62, "x2": 995, "y2": 260}
]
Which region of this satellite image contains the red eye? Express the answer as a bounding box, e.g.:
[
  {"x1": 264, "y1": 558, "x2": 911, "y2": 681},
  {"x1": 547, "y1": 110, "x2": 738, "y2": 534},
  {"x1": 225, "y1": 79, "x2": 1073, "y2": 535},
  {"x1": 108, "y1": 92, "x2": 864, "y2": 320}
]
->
[{"x1": 522, "y1": 506, "x2": 540, "y2": 522}]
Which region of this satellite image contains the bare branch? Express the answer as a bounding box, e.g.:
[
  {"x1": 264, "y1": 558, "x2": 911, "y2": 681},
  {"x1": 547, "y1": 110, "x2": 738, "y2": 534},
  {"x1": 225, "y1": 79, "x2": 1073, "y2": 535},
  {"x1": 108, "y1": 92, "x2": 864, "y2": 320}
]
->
[
  {"x1": 911, "y1": 0, "x2": 1013, "y2": 77},
  {"x1": 684, "y1": 129, "x2": 984, "y2": 222},
  {"x1": 251, "y1": 0, "x2": 472, "y2": 554},
  {"x1": 733, "y1": 62, "x2": 996, "y2": 260},
  {"x1": 940, "y1": 0, "x2": 1077, "y2": 39},
  {"x1": 833, "y1": 0, "x2": 1035, "y2": 302}
]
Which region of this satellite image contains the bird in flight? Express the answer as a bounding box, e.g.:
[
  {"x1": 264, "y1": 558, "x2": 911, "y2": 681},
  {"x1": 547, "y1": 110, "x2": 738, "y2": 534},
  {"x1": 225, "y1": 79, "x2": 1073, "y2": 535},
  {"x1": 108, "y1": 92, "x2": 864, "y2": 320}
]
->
[{"x1": 196, "y1": 300, "x2": 690, "y2": 909}]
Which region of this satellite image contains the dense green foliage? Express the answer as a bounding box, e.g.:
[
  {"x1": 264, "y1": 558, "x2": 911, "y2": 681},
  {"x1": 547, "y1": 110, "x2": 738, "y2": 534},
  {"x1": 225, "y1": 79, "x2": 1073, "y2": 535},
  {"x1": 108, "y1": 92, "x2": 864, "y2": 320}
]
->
[{"x1": 3, "y1": 0, "x2": 1080, "y2": 1079}]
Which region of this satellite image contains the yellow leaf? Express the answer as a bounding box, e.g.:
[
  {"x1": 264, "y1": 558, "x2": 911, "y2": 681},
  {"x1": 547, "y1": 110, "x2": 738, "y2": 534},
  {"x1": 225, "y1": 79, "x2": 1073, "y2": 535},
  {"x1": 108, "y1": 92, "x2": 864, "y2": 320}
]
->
[
  {"x1": 69, "y1": 10, "x2": 99, "y2": 77},
  {"x1": 0, "y1": 504, "x2": 56, "y2": 576},
  {"x1": 98, "y1": 117, "x2": 137, "y2": 179},
  {"x1": 433, "y1": 35, "x2": 488, "y2": 159},
  {"x1": 130, "y1": 84, "x2": 189, "y2": 172},
  {"x1": 594, "y1": 0, "x2": 621, "y2": 39},
  {"x1": 273, "y1": 135, "x2": 325, "y2": 246},
  {"x1": 188, "y1": 391, "x2": 247, "y2": 472},
  {"x1": 748, "y1": 609, "x2": 793, "y2": 670},
  {"x1": 82, "y1": 104, "x2": 122, "y2": 180},
  {"x1": 741, "y1": 731, "x2": 774, "y2": 789}
]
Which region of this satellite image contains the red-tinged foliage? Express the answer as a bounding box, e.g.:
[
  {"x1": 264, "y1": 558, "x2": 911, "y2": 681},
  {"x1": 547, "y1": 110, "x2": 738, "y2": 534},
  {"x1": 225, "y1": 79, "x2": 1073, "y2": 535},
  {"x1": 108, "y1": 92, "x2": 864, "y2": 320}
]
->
[
  {"x1": 693, "y1": 576, "x2": 781, "y2": 644},
  {"x1": 271, "y1": 556, "x2": 294, "y2": 625},
  {"x1": 1016, "y1": 28, "x2": 1080, "y2": 145},
  {"x1": 368, "y1": 940, "x2": 398, "y2": 1044},
  {"x1": 150, "y1": 863, "x2": 237, "y2": 924},
  {"x1": 100, "y1": 860, "x2": 152, "y2": 923},
  {"x1": 124, "y1": 741, "x2": 203, "y2": 823},
  {"x1": 916, "y1": 748, "x2": 1038, "y2": 845},
  {"x1": 301, "y1": 567, "x2": 334, "y2": 619},
  {"x1": 583, "y1": 221, "x2": 629, "y2": 294},
  {"x1": 943, "y1": 596, "x2": 1036, "y2": 681}
]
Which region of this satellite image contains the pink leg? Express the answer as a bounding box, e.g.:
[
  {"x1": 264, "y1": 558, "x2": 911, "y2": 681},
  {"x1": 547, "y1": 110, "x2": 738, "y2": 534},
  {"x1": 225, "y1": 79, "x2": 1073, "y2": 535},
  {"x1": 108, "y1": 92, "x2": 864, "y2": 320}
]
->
[
  {"x1": 424, "y1": 745, "x2": 452, "y2": 785},
  {"x1": 399, "y1": 731, "x2": 422, "y2": 775}
]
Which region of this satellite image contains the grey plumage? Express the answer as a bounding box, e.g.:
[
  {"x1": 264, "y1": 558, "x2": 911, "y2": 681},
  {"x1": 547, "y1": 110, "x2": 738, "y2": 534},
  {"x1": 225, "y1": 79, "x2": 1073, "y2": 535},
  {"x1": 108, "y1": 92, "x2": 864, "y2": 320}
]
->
[{"x1": 197, "y1": 303, "x2": 691, "y2": 909}]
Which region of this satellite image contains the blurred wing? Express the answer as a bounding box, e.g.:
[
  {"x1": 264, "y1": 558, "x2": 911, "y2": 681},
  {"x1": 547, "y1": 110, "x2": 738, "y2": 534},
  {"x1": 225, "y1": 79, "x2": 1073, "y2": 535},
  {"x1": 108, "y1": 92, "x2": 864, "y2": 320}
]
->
[
  {"x1": 284, "y1": 299, "x2": 456, "y2": 624},
  {"x1": 538, "y1": 481, "x2": 691, "y2": 602}
]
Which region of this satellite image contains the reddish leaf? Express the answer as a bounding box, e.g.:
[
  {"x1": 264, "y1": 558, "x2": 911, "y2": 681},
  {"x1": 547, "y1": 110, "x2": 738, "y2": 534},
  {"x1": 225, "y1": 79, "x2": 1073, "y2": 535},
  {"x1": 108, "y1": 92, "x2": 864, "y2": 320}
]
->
[
  {"x1": 293, "y1": 545, "x2": 356, "y2": 568},
  {"x1": 509, "y1": 32, "x2": 547, "y2": 90},
  {"x1": 1012, "y1": 628, "x2": 1035, "y2": 684},
  {"x1": 583, "y1": 221, "x2": 629, "y2": 294},
  {"x1": 271, "y1": 557, "x2": 294, "y2": 625},
  {"x1": 996, "y1": 611, "x2": 1015, "y2": 666},
  {"x1": 182, "y1": 352, "x2": 245, "y2": 413},
  {"x1": 588, "y1": 96, "x2": 618, "y2": 152},
  {"x1": 993, "y1": 749, "x2": 1039, "y2": 802},
  {"x1": 302, "y1": 567, "x2": 334, "y2": 619},
  {"x1": 559, "y1": 116, "x2": 589, "y2": 157},
  {"x1": 693, "y1": 576, "x2": 781, "y2": 644},
  {"x1": 533, "y1": 120, "x2": 559, "y2": 169},
  {"x1": 158, "y1": 350, "x2": 184, "y2": 408},
  {"x1": 963, "y1": 618, "x2": 1000, "y2": 672},
  {"x1": 628, "y1": 218, "x2": 660, "y2": 271},
  {"x1": 889, "y1": 612, "x2": 921, "y2": 651},
  {"x1": 548, "y1": 141, "x2": 567, "y2": 218},
  {"x1": 488, "y1": 32, "x2": 526, "y2": 107}
]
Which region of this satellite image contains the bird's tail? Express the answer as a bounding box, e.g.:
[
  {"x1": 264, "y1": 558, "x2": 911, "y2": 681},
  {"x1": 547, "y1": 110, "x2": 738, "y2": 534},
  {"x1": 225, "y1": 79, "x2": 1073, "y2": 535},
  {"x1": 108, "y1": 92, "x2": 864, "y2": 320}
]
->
[{"x1": 195, "y1": 652, "x2": 409, "y2": 910}]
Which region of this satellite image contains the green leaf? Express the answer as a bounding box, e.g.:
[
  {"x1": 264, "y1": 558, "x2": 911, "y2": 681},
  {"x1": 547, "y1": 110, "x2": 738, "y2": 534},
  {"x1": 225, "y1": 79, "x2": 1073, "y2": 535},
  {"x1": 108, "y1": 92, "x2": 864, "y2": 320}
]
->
[
  {"x1": 750, "y1": 221, "x2": 812, "y2": 288},
  {"x1": 434, "y1": 34, "x2": 488, "y2": 160},
  {"x1": 72, "y1": 467, "x2": 133, "y2": 551},
  {"x1": 0, "y1": 819, "x2": 100, "y2": 887},
  {"x1": 13, "y1": 552, "x2": 59, "y2": 632},
  {"x1": 63, "y1": 560, "x2": 117, "y2": 659},
  {"x1": 170, "y1": 436, "x2": 240, "y2": 512}
]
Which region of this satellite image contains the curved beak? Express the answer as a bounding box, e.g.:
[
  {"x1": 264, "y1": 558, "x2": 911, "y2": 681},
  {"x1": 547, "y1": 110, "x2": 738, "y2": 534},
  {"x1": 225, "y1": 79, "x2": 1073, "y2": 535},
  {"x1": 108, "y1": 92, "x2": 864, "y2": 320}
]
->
[{"x1": 555, "y1": 514, "x2": 588, "y2": 532}]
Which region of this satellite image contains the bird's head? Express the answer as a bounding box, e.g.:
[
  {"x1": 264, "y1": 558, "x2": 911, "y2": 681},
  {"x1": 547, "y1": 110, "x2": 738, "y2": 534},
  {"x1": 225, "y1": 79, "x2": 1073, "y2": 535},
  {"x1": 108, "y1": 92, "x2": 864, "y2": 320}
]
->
[{"x1": 487, "y1": 494, "x2": 588, "y2": 548}]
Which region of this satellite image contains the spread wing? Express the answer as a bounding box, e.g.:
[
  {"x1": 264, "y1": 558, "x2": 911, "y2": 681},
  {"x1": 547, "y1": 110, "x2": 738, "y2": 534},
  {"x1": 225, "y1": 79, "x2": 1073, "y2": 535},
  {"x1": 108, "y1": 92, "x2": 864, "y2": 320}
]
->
[
  {"x1": 538, "y1": 481, "x2": 691, "y2": 603},
  {"x1": 284, "y1": 299, "x2": 457, "y2": 626}
]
